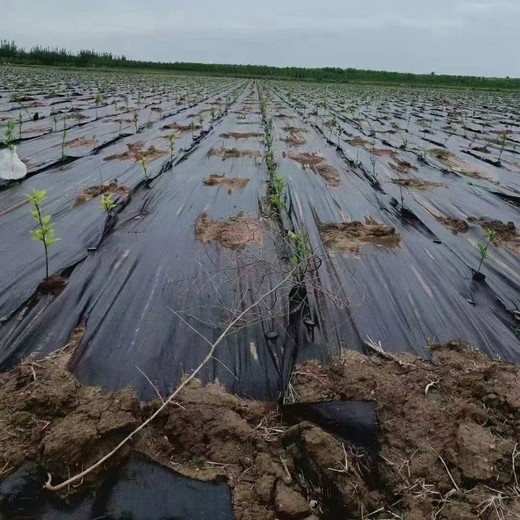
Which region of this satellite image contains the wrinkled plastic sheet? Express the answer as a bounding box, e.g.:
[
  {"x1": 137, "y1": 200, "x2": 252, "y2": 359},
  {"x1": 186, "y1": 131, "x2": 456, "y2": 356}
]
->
[
  {"x1": 0, "y1": 455, "x2": 234, "y2": 520},
  {"x1": 0, "y1": 81, "x2": 519, "y2": 407}
]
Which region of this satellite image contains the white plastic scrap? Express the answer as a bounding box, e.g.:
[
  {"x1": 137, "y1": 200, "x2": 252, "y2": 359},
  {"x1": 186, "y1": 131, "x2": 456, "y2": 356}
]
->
[{"x1": 0, "y1": 146, "x2": 27, "y2": 180}]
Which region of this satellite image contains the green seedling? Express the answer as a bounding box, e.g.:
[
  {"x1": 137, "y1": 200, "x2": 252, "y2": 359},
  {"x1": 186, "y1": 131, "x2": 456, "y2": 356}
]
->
[
  {"x1": 133, "y1": 111, "x2": 139, "y2": 133},
  {"x1": 475, "y1": 229, "x2": 497, "y2": 279},
  {"x1": 198, "y1": 115, "x2": 204, "y2": 134},
  {"x1": 52, "y1": 114, "x2": 58, "y2": 133},
  {"x1": 190, "y1": 120, "x2": 196, "y2": 140},
  {"x1": 3, "y1": 120, "x2": 16, "y2": 149},
  {"x1": 141, "y1": 157, "x2": 150, "y2": 182},
  {"x1": 101, "y1": 193, "x2": 116, "y2": 215},
  {"x1": 271, "y1": 174, "x2": 286, "y2": 213},
  {"x1": 288, "y1": 230, "x2": 310, "y2": 280},
  {"x1": 28, "y1": 190, "x2": 60, "y2": 279}
]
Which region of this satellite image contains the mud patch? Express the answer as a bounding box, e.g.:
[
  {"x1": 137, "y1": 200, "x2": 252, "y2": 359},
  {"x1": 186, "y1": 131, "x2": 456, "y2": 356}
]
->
[
  {"x1": 346, "y1": 137, "x2": 369, "y2": 147},
  {"x1": 67, "y1": 137, "x2": 98, "y2": 149},
  {"x1": 282, "y1": 126, "x2": 309, "y2": 134},
  {"x1": 282, "y1": 129, "x2": 307, "y2": 146},
  {"x1": 429, "y1": 149, "x2": 493, "y2": 181},
  {"x1": 74, "y1": 182, "x2": 130, "y2": 207},
  {"x1": 220, "y1": 132, "x2": 262, "y2": 140},
  {"x1": 104, "y1": 143, "x2": 167, "y2": 162},
  {"x1": 392, "y1": 178, "x2": 443, "y2": 190},
  {"x1": 195, "y1": 211, "x2": 263, "y2": 250},
  {"x1": 469, "y1": 218, "x2": 520, "y2": 255},
  {"x1": 320, "y1": 219, "x2": 401, "y2": 253},
  {"x1": 203, "y1": 174, "x2": 250, "y2": 193},
  {"x1": 161, "y1": 122, "x2": 201, "y2": 133},
  {"x1": 435, "y1": 216, "x2": 469, "y2": 234},
  {"x1": 209, "y1": 148, "x2": 261, "y2": 160},
  {"x1": 287, "y1": 152, "x2": 324, "y2": 169},
  {"x1": 37, "y1": 275, "x2": 68, "y2": 296},
  {"x1": 314, "y1": 163, "x2": 340, "y2": 187},
  {"x1": 390, "y1": 160, "x2": 418, "y2": 174}
]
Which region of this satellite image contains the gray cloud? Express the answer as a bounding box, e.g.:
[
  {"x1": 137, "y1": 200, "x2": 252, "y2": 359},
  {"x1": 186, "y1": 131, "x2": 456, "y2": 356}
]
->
[{"x1": 1, "y1": 0, "x2": 518, "y2": 77}]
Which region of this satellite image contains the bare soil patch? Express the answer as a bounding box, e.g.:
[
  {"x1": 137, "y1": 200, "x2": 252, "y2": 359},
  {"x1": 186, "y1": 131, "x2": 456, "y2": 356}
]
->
[
  {"x1": 435, "y1": 216, "x2": 469, "y2": 234},
  {"x1": 315, "y1": 163, "x2": 340, "y2": 187},
  {"x1": 209, "y1": 148, "x2": 261, "y2": 160},
  {"x1": 287, "y1": 152, "x2": 324, "y2": 169},
  {"x1": 392, "y1": 178, "x2": 443, "y2": 190},
  {"x1": 282, "y1": 130, "x2": 307, "y2": 146},
  {"x1": 195, "y1": 211, "x2": 263, "y2": 250},
  {"x1": 429, "y1": 149, "x2": 494, "y2": 181},
  {"x1": 104, "y1": 143, "x2": 167, "y2": 162},
  {"x1": 1, "y1": 342, "x2": 518, "y2": 519},
  {"x1": 203, "y1": 174, "x2": 250, "y2": 193},
  {"x1": 74, "y1": 182, "x2": 130, "y2": 207},
  {"x1": 67, "y1": 137, "x2": 98, "y2": 149},
  {"x1": 161, "y1": 122, "x2": 201, "y2": 133},
  {"x1": 469, "y1": 218, "x2": 520, "y2": 255},
  {"x1": 292, "y1": 341, "x2": 520, "y2": 519},
  {"x1": 282, "y1": 126, "x2": 309, "y2": 134},
  {"x1": 390, "y1": 160, "x2": 418, "y2": 174},
  {"x1": 220, "y1": 132, "x2": 262, "y2": 140},
  {"x1": 346, "y1": 137, "x2": 369, "y2": 147},
  {"x1": 320, "y1": 219, "x2": 401, "y2": 253}
]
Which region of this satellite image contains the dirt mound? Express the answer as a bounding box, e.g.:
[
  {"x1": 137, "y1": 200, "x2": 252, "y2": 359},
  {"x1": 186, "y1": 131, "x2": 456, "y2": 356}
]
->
[
  {"x1": 292, "y1": 341, "x2": 520, "y2": 519},
  {"x1": 104, "y1": 143, "x2": 167, "y2": 162},
  {"x1": 74, "y1": 182, "x2": 130, "y2": 207},
  {"x1": 1, "y1": 341, "x2": 518, "y2": 519},
  {"x1": 195, "y1": 212, "x2": 264, "y2": 250},
  {"x1": 320, "y1": 219, "x2": 401, "y2": 253},
  {"x1": 203, "y1": 174, "x2": 250, "y2": 193},
  {"x1": 209, "y1": 147, "x2": 262, "y2": 160}
]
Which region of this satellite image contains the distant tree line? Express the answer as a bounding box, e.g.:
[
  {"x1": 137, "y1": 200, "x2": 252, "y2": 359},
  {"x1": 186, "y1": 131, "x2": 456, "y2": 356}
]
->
[{"x1": 1, "y1": 40, "x2": 518, "y2": 89}]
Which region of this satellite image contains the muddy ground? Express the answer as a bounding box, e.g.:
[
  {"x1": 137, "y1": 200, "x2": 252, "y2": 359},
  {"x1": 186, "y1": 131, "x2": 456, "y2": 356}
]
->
[{"x1": 0, "y1": 341, "x2": 519, "y2": 519}]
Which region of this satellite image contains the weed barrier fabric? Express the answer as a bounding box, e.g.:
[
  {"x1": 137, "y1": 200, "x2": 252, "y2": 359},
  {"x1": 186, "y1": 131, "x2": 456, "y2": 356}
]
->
[
  {"x1": 0, "y1": 88, "x2": 305, "y2": 401},
  {"x1": 1, "y1": 76, "x2": 520, "y2": 407},
  {"x1": 0, "y1": 86, "x2": 241, "y2": 322},
  {"x1": 267, "y1": 89, "x2": 520, "y2": 362},
  {"x1": 0, "y1": 456, "x2": 234, "y2": 519},
  {"x1": 282, "y1": 401, "x2": 379, "y2": 452}
]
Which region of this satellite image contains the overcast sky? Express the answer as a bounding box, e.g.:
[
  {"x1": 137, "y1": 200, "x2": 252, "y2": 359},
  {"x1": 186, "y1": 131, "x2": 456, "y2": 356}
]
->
[{"x1": 1, "y1": 0, "x2": 519, "y2": 77}]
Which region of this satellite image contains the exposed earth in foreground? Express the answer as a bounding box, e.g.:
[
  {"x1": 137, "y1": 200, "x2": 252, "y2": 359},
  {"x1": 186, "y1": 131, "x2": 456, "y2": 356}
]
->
[{"x1": 0, "y1": 339, "x2": 519, "y2": 519}]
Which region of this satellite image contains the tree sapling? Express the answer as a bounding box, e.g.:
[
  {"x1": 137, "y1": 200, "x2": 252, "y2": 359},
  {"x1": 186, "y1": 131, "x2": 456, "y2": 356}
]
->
[
  {"x1": 101, "y1": 192, "x2": 116, "y2": 216},
  {"x1": 474, "y1": 229, "x2": 497, "y2": 280},
  {"x1": 28, "y1": 190, "x2": 60, "y2": 279}
]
